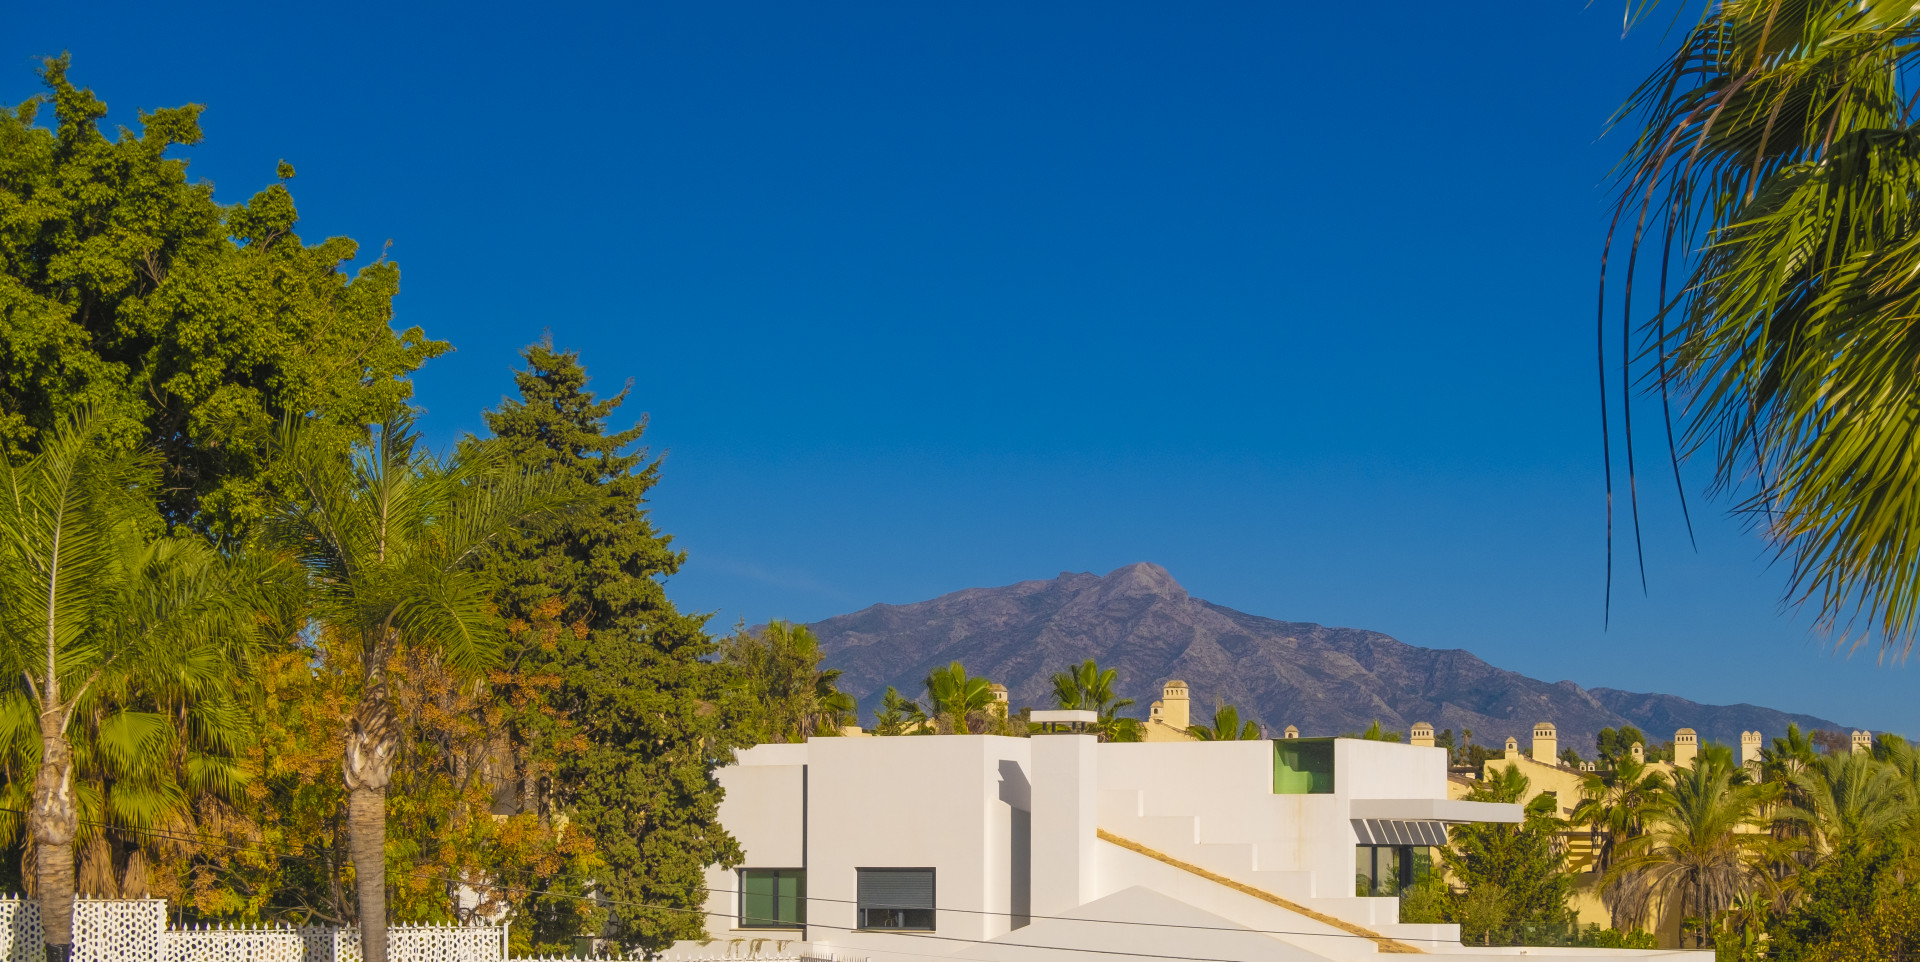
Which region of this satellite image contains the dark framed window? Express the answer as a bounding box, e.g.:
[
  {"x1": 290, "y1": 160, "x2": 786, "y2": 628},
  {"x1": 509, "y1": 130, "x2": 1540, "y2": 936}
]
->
[
  {"x1": 1274, "y1": 739, "x2": 1336, "y2": 794},
  {"x1": 739, "y1": 869, "x2": 805, "y2": 928},
  {"x1": 1354, "y1": 846, "x2": 1433, "y2": 897},
  {"x1": 856, "y1": 868, "x2": 935, "y2": 931}
]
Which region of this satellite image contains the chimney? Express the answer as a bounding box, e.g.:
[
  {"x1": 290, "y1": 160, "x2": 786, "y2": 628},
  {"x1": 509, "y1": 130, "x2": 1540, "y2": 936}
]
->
[
  {"x1": 1531, "y1": 722, "x2": 1558, "y2": 766},
  {"x1": 1282, "y1": 725, "x2": 1299, "y2": 739},
  {"x1": 1853, "y1": 730, "x2": 1873, "y2": 755},
  {"x1": 1030, "y1": 735, "x2": 1097, "y2": 917},
  {"x1": 989, "y1": 684, "x2": 1009, "y2": 717},
  {"x1": 1630, "y1": 741, "x2": 1644, "y2": 763},
  {"x1": 1410, "y1": 722, "x2": 1435, "y2": 748},
  {"x1": 1160, "y1": 680, "x2": 1189, "y2": 731},
  {"x1": 1504, "y1": 735, "x2": 1518, "y2": 756},
  {"x1": 1741, "y1": 731, "x2": 1762, "y2": 768},
  {"x1": 1674, "y1": 728, "x2": 1698, "y2": 769}
]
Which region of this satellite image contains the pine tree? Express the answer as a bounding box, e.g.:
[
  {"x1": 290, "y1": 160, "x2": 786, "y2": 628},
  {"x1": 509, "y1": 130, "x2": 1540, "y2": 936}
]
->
[{"x1": 481, "y1": 341, "x2": 747, "y2": 953}]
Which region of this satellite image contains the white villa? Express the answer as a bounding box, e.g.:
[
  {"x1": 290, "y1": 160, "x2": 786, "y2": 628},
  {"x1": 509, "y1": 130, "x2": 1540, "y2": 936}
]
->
[{"x1": 683, "y1": 718, "x2": 1710, "y2": 962}]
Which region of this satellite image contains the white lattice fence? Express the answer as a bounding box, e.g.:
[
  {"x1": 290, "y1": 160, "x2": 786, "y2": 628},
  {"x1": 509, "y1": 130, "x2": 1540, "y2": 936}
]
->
[
  {"x1": 0, "y1": 897, "x2": 39, "y2": 962},
  {"x1": 166, "y1": 924, "x2": 304, "y2": 962},
  {"x1": 307, "y1": 921, "x2": 505, "y2": 962},
  {"x1": 641, "y1": 952, "x2": 798, "y2": 960},
  {"x1": 0, "y1": 898, "x2": 505, "y2": 962},
  {"x1": 654, "y1": 949, "x2": 801, "y2": 962},
  {"x1": 71, "y1": 898, "x2": 165, "y2": 962}
]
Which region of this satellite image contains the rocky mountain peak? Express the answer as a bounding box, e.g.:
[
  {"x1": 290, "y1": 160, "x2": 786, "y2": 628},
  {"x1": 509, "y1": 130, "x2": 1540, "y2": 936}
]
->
[
  {"x1": 807, "y1": 564, "x2": 1846, "y2": 753},
  {"x1": 1088, "y1": 562, "x2": 1188, "y2": 602}
]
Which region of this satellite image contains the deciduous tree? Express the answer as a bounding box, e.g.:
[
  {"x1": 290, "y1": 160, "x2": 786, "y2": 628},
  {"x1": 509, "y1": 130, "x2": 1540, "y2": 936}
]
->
[{"x1": 0, "y1": 57, "x2": 444, "y2": 538}]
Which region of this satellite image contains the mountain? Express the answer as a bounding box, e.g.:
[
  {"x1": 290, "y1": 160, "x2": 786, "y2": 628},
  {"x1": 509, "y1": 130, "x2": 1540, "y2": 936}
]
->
[{"x1": 807, "y1": 562, "x2": 1847, "y2": 752}]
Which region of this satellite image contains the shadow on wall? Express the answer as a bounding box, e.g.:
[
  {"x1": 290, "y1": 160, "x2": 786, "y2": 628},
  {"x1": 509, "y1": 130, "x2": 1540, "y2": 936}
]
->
[{"x1": 999, "y1": 758, "x2": 1031, "y2": 928}]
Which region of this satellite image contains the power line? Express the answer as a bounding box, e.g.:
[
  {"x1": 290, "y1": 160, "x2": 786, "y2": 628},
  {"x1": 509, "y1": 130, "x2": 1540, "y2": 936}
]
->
[{"x1": 0, "y1": 805, "x2": 1421, "y2": 951}]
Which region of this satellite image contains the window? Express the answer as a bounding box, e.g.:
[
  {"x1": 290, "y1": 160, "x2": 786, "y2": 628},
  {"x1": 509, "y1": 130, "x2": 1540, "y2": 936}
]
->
[
  {"x1": 739, "y1": 869, "x2": 805, "y2": 928},
  {"x1": 857, "y1": 868, "x2": 935, "y2": 931},
  {"x1": 1354, "y1": 846, "x2": 1434, "y2": 897},
  {"x1": 1273, "y1": 739, "x2": 1335, "y2": 794}
]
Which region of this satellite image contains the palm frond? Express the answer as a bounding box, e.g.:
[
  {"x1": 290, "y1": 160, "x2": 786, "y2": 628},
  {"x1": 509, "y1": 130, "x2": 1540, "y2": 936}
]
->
[{"x1": 1607, "y1": 0, "x2": 1920, "y2": 652}]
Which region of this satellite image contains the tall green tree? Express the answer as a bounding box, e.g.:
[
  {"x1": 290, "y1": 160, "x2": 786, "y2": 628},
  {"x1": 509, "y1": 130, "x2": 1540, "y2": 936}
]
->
[
  {"x1": 1445, "y1": 765, "x2": 1576, "y2": 945},
  {"x1": 0, "y1": 57, "x2": 445, "y2": 537},
  {"x1": 1605, "y1": 758, "x2": 1781, "y2": 946},
  {"x1": 479, "y1": 343, "x2": 753, "y2": 953},
  {"x1": 1767, "y1": 841, "x2": 1909, "y2": 960},
  {"x1": 1788, "y1": 750, "x2": 1910, "y2": 856},
  {"x1": 721, "y1": 621, "x2": 853, "y2": 743},
  {"x1": 1573, "y1": 755, "x2": 1668, "y2": 928},
  {"x1": 870, "y1": 686, "x2": 930, "y2": 736},
  {"x1": 0, "y1": 415, "x2": 260, "y2": 961},
  {"x1": 270, "y1": 417, "x2": 566, "y2": 962},
  {"x1": 1597, "y1": 727, "x2": 1649, "y2": 764},
  {"x1": 1605, "y1": 1, "x2": 1920, "y2": 651}
]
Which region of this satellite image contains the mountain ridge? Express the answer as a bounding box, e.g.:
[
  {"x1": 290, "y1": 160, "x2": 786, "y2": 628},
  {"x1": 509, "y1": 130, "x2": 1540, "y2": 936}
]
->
[{"x1": 806, "y1": 562, "x2": 1846, "y2": 752}]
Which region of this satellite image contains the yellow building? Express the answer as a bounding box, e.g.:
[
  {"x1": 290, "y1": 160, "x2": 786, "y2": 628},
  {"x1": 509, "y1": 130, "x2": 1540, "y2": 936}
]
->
[
  {"x1": 1442, "y1": 721, "x2": 1751, "y2": 947},
  {"x1": 1142, "y1": 679, "x2": 1196, "y2": 742}
]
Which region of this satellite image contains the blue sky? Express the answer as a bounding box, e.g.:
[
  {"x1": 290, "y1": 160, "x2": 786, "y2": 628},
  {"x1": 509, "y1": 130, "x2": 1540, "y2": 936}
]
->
[{"x1": 17, "y1": 2, "x2": 1916, "y2": 736}]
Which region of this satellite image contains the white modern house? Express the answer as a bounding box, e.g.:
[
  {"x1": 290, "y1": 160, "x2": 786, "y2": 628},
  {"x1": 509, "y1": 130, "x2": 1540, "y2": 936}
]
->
[{"x1": 686, "y1": 720, "x2": 1709, "y2": 962}]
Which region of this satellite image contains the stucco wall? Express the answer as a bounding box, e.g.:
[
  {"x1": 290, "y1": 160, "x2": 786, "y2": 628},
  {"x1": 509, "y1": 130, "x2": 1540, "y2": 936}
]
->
[{"x1": 805, "y1": 735, "x2": 1032, "y2": 942}]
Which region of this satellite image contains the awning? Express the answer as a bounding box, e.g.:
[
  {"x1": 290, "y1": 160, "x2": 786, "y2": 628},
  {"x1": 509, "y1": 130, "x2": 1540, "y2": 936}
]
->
[
  {"x1": 1351, "y1": 819, "x2": 1450, "y2": 846},
  {"x1": 1349, "y1": 797, "x2": 1524, "y2": 824}
]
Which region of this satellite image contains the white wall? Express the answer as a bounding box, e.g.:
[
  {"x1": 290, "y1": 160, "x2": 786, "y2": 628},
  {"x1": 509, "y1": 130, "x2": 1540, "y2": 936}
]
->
[
  {"x1": 1030, "y1": 735, "x2": 1097, "y2": 917},
  {"x1": 1334, "y1": 739, "x2": 1446, "y2": 800},
  {"x1": 805, "y1": 735, "x2": 1032, "y2": 943},
  {"x1": 1096, "y1": 739, "x2": 1451, "y2": 896},
  {"x1": 706, "y1": 746, "x2": 812, "y2": 937}
]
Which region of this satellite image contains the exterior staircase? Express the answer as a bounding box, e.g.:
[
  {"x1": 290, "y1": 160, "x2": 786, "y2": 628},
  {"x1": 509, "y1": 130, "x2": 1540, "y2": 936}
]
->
[{"x1": 1095, "y1": 788, "x2": 1460, "y2": 945}]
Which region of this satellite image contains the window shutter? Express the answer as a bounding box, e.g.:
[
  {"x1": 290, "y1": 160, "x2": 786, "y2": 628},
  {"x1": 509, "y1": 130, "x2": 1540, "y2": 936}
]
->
[{"x1": 858, "y1": 869, "x2": 935, "y2": 909}]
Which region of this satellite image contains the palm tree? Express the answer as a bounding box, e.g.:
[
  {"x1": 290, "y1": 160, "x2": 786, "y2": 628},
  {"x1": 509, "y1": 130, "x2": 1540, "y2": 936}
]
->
[
  {"x1": 1049, "y1": 659, "x2": 1137, "y2": 741},
  {"x1": 1573, "y1": 756, "x2": 1669, "y2": 928},
  {"x1": 1751, "y1": 723, "x2": 1824, "y2": 884},
  {"x1": 1605, "y1": 758, "x2": 1782, "y2": 947},
  {"x1": 1605, "y1": 0, "x2": 1920, "y2": 652},
  {"x1": 270, "y1": 418, "x2": 568, "y2": 962},
  {"x1": 1188, "y1": 704, "x2": 1261, "y2": 741},
  {"x1": 811, "y1": 665, "x2": 858, "y2": 735},
  {"x1": 1575, "y1": 755, "x2": 1669, "y2": 873},
  {"x1": 924, "y1": 662, "x2": 998, "y2": 734},
  {"x1": 720, "y1": 620, "x2": 854, "y2": 741},
  {"x1": 0, "y1": 415, "x2": 260, "y2": 961},
  {"x1": 1787, "y1": 750, "x2": 1911, "y2": 857}
]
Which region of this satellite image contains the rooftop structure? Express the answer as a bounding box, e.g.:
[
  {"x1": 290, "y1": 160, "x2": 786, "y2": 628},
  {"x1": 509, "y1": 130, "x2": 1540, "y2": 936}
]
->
[{"x1": 1142, "y1": 680, "x2": 1191, "y2": 741}]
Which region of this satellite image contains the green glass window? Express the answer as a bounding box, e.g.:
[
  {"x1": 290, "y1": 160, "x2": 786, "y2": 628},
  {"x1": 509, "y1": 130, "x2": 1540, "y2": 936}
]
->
[
  {"x1": 739, "y1": 869, "x2": 805, "y2": 928},
  {"x1": 1273, "y1": 739, "x2": 1335, "y2": 794}
]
